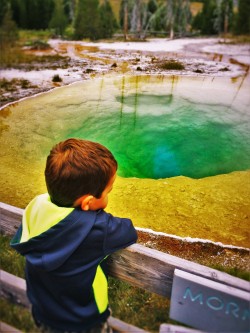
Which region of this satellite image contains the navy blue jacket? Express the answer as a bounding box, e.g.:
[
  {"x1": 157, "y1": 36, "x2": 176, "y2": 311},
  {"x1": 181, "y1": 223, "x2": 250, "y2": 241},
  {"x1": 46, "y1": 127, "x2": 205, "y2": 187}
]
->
[{"x1": 11, "y1": 194, "x2": 137, "y2": 331}]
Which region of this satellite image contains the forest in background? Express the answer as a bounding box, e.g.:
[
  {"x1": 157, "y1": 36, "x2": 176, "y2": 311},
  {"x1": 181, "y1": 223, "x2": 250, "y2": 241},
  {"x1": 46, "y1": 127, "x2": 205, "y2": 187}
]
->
[{"x1": 0, "y1": 0, "x2": 250, "y2": 45}]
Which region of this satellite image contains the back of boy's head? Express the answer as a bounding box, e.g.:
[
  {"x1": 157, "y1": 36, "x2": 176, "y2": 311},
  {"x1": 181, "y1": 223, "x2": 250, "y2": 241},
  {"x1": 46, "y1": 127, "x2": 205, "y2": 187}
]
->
[{"x1": 45, "y1": 138, "x2": 117, "y2": 207}]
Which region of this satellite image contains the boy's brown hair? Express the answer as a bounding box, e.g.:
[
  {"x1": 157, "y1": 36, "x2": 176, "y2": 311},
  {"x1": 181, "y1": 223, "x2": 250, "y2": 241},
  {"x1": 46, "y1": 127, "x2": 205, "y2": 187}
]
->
[{"x1": 45, "y1": 138, "x2": 117, "y2": 207}]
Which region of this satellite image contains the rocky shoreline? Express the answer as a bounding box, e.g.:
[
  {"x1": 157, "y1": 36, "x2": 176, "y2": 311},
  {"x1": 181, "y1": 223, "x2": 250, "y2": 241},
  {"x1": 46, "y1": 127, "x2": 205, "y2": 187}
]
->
[
  {"x1": 137, "y1": 229, "x2": 250, "y2": 273},
  {"x1": 1, "y1": 38, "x2": 249, "y2": 108}
]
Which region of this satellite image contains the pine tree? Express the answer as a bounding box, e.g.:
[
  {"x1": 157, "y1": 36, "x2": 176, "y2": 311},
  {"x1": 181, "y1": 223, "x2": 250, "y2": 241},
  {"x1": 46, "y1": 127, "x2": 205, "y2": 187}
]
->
[
  {"x1": 143, "y1": 0, "x2": 158, "y2": 36},
  {"x1": 99, "y1": 0, "x2": 117, "y2": 39},
  {"x1": 36, "y1": 0, "x2": 55, "y2": 29},
  {"x1": 0, "y1": 4, "x2": 18, "y2": 49},
  {"x1": 49, "y1": 0, "x2": 68, "y2": 36},
  {"x1": 0, "y1": 0, "x2": 8, "y2": 25},
  {"x1": 177, "y1": 0, "x2": 191, "y2": 35},
  {"x1": 235, "y1": 0, "x2": 250, "y2": 34},
  {"x1": 147, "y1": 4, "x2": 167, "y2": 32},
  {"x1": 147, "y1": 0, "x2": 158, "y2": 14},
  {"x1": 192, "y1": 0, "x2": 217, "y2": 35},
  {"x1": 11, "y1": 0, "x2": 54, "y2": 29},
  {"x1": 74, "y1": 0, "x2": 100, "y2": 40},
  {"x1": 11, "y1": 0, "x2": 27, "y2": 28},
  {"x1": 26, "y1": 0, "x2": 42, "y2": 29}
]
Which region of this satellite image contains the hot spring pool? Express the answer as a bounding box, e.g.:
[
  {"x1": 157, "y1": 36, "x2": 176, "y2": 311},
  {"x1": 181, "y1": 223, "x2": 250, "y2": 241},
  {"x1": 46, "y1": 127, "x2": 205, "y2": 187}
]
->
[
  {"x1": 1, "y1": 75, "x2": 250, "y2": 179},
  {"x1": 1, "y1": 75, "x2": 250, "y2": 247}
]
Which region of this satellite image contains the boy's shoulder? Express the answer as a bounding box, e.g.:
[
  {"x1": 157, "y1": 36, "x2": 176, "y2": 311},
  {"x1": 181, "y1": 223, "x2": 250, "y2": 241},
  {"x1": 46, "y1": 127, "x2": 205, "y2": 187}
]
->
[
  {"x1": 62, "y1": 208, "x2": 137, "y2": 255},
  {"x1": 97, "y1": 211, "x2": 138, "y2": 254}
]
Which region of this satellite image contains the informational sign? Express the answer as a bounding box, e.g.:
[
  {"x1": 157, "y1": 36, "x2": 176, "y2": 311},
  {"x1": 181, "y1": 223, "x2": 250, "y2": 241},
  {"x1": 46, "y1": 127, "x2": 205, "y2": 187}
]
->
[{"x1": 170, "y1": 269, "x2": 250, "y2": 332}]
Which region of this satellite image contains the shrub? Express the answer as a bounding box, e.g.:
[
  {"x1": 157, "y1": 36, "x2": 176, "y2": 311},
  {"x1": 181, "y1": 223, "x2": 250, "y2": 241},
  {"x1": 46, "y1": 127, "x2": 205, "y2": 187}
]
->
[
  {"x1": 28, "y1": 40, "x2": 51, "y2": 50},
  {"x1": 20, "y1": 79, "x2": 30, "y2": 88},
  {"x1": 159, "y1": 60, "x2": 185, "y2": 70},
  {"x1": 52, "y1": 74, "x2": 62, "y2": 82}
]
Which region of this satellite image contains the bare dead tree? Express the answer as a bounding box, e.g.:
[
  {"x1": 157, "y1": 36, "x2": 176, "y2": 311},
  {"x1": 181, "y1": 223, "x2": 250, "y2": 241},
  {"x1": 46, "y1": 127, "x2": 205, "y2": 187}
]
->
[
  {"x1": 166, "y1": 0, "x2": 174, "y2": 39},
  {"x1": 135, "y1": 0, "x2": 142, "y2": 39},
  {"x1": 123, "y1": 0, "x2": 128, "y2": 40}
]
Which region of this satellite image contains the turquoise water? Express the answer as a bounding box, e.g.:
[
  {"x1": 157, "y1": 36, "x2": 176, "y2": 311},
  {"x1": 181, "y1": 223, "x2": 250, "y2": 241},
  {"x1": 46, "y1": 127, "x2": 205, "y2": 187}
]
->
[
  {"x1": 1, "y1": 75, "x2": 250, "y2": 179},
  {"x1": 65, "y1": 93, "x2": 250, "y2": 179}
]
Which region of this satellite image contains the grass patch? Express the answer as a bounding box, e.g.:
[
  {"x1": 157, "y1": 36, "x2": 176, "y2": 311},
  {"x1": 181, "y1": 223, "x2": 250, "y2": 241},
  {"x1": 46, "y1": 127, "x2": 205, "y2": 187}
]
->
[
  {"x1": 211, "y1": 264, "x2": 250, "y2": 281},
  {"x1": 0, "y1": 234, "x2": 25, "y2": 278},
  {"x1": 108, "y1": 278, "x2": 171, "y2": 331},
  {"x1": 0, "y1": 78, "x2": 37, "y2": 92},
  {"x1": 0, "y1": 46, "x2": 70, "y2": 69},
  {"x1": 158, "y1": 59, "x2": 185, "y2": 70},
  {"x1": 25, "y1": 39, "x2": 51, "y2": 50},
  {"x1": 0, "y1": 36, "x2": 70, "y2": 69},
  {"x1": 18, "y1": 30, "x2": 52, "y2": 43},
  {"x1": 0, "y1": 30, "x2": 55, "y2": 68},
  {"x1": 0, "y1": 299, "x2": 37, "y2": 332},
  {"x1": 0, "y1": 78, "x2": 38, "y2": 106},
  {"x1": 219, "y1": 34, "x2": 250, "y2": 44}
]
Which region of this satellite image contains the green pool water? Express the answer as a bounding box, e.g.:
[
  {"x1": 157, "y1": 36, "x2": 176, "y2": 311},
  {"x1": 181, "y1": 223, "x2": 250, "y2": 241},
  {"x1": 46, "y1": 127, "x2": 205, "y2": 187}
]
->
[
  {"x1": 68, "y1": 92, "x2": 250, "y2": 179},
  {"x1": 1, "y1": 75, "x2": 250, "y2": 181},
  {"x1": 1, "y1": 74, "x2": 250, "y2": 247}
]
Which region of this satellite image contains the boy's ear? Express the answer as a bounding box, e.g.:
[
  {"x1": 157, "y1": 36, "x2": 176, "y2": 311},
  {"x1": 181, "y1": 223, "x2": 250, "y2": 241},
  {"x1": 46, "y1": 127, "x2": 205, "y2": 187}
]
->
[
  {"x1": 80, "y1": 195, "x2": 94, "y2": 211},
  {"x1": 74, "y1": 195, "x2": 94, "y2": 211}
]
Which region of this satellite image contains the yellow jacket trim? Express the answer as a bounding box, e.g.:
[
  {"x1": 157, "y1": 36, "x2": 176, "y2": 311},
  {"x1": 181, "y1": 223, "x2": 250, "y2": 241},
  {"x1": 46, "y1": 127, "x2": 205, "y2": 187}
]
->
[
  {"x1": 21, "y1": 193, "x2": 74, "y2": 242},
  {"x1": 92, "y1": 265, "x2": 108, "y2": 313}
]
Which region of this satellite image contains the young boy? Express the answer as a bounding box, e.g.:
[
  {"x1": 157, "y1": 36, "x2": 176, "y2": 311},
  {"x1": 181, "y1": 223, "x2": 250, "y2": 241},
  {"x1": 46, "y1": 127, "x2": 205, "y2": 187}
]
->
[{"x1": 11, "y1": 138, "x2": 138, "y2": 333}]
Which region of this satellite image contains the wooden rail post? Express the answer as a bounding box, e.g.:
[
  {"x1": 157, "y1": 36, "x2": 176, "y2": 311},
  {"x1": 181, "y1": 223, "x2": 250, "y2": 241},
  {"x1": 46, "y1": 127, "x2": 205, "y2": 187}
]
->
[{"x1": 1, "y1": 201, "x2": 249, "y2": 297}]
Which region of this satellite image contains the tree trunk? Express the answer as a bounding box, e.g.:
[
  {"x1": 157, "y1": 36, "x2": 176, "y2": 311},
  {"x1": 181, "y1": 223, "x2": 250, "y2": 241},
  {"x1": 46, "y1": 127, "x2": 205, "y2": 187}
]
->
[
  {"x1": 136, "y1": 0, "x2": 142, "y2": 39},
  {"x1": 224, "y1": 2, "x2": 229, "y2": 36},
  {"x1": 166, "y1": 0, "x2": 174, "y2": 39},
  {"x1": 123, "y1": 0, "x2": 128, "y2": 41}
]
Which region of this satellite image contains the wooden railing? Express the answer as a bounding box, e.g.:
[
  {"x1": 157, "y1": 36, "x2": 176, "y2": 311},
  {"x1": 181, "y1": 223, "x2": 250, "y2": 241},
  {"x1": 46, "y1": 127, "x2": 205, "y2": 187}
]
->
[{"x1": 1, "y1": 201, "x2": 249, "y2": 333}]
